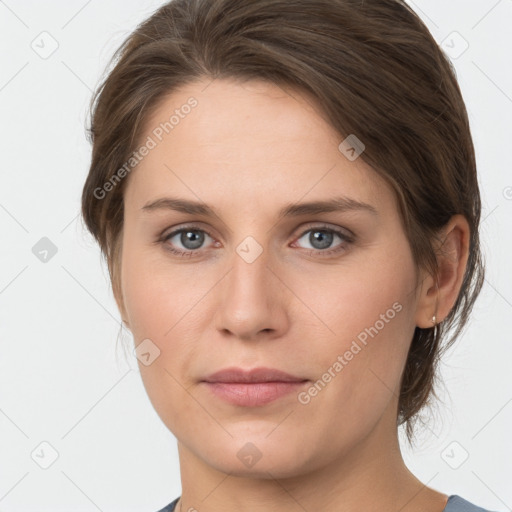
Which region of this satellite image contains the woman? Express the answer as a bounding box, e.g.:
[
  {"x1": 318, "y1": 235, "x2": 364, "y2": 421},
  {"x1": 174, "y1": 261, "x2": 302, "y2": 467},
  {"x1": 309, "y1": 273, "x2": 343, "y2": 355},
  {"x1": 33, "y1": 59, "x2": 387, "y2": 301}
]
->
[{"x1": 81, "y1": 0, "x2": 497, "y2": 511}]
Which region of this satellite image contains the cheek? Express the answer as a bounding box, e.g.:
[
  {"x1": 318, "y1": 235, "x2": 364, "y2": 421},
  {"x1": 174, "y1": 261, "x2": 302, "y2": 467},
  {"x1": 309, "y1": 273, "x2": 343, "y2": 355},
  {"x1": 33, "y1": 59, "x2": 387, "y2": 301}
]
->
[
  {"x1": 120, "y1": 244, "x2": 214, "y2": 381},
  {"x1": 295, "y1": 239, "x2": 417, "y2": 412},
  {"x1": 120, "y1": 240, "x2": 201, "y2": 339},
  {"x1": 120, "y1": 247, "x2": 208, "y2": 427},
  {"x1": 290, "y1": 239, "x2": 416, "y2": 352}
]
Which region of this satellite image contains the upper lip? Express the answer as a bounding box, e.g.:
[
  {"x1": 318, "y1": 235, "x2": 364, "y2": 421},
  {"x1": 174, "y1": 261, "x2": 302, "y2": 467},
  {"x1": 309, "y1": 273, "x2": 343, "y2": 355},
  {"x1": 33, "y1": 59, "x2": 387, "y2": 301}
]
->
[{"x1": 202, "y1": 367, "x2": 307, "y2": 383}]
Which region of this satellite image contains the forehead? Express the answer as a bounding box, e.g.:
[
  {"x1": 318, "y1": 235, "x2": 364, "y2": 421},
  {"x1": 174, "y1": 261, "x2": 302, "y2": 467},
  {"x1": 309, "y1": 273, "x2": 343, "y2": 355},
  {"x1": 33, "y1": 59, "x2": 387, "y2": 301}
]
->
[{"x1": 124, "y1": 78, "x2": 395, "y2": 217}]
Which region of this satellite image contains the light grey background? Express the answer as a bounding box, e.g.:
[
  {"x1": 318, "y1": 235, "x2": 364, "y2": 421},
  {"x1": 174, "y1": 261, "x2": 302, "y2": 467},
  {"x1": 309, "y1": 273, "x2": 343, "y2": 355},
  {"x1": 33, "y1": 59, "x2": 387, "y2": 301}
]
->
[{"x1": 0, "y1": 0, "x2": 511, "y2": 511}]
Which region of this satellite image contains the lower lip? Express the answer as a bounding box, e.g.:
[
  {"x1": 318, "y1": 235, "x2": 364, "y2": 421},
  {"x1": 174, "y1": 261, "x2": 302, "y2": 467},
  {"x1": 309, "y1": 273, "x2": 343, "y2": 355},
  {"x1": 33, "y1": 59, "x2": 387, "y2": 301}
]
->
[{"x1": 203, "y1": 381, "x2": 308, "y2": 406}]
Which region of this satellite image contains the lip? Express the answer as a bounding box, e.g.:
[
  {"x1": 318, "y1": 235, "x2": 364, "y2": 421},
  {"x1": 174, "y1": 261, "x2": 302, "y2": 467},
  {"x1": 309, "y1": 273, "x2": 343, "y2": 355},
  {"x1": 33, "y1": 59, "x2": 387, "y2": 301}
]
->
[
  {"x1": 203, "y1": 367, "x2": 306, "y2": 383},
  {"x1": 201, "y1": 367, "x2": 309, "y2": 407}
]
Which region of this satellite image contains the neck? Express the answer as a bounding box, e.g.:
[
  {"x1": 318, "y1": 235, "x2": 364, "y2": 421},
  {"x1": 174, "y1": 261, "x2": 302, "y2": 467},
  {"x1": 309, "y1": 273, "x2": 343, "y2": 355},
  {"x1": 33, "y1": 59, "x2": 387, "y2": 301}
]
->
[{"x1": 174, "y1": 412, "x2": 448, "y2": 512}]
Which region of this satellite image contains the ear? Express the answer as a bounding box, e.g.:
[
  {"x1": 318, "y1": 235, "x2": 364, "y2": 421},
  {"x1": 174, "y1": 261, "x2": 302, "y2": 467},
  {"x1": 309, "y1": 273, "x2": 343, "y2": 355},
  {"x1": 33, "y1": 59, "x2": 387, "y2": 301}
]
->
[{"x1": 414, "y1": 214, "x2": 470, "y2": 328}]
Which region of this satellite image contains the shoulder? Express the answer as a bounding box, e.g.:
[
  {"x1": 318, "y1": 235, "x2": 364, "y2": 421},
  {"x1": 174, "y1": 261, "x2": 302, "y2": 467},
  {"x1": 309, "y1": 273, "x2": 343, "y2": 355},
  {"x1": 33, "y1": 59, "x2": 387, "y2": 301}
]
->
[
  {"x1": 444, "y1": 495, "x2": 501, "y2": 512},
  {"x1": 155, "y1": 496, "x2": 180, "y2": 512}
]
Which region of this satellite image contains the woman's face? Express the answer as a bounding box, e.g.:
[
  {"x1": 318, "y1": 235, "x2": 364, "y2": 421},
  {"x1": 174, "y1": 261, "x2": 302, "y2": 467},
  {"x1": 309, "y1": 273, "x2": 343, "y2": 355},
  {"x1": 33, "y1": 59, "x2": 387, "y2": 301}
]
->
[{"x1": 119, "y1": 78, "x2": 423, "y2": 477}]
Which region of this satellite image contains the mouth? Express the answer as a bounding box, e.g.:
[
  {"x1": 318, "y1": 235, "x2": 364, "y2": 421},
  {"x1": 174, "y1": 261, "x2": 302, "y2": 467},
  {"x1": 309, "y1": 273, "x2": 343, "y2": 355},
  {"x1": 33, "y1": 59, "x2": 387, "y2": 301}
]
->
[{"x1": 201, "y1": 367, "x2": 309, "y2": 407}]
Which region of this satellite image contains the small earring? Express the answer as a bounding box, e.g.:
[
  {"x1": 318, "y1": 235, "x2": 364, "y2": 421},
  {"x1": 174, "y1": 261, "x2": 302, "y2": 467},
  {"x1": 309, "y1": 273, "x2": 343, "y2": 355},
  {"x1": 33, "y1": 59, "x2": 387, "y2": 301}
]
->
[{"x1": 431, "y1": 315, "x2": 436, "y2": 325}]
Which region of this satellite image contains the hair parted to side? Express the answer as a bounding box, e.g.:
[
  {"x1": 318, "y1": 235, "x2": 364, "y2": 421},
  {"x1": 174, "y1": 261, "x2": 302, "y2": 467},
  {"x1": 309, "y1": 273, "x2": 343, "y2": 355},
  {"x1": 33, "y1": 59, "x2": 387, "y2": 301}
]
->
[{"x1": 81, "y1": 0, "x2": 484, "y2": 444}]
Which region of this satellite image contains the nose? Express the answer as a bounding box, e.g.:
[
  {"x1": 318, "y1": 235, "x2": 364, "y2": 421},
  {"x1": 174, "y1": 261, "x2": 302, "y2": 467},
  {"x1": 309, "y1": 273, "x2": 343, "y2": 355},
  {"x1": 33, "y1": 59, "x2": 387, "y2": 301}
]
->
[{"x1": 214, "y1": 242, "x2": 290, "y2": 342}]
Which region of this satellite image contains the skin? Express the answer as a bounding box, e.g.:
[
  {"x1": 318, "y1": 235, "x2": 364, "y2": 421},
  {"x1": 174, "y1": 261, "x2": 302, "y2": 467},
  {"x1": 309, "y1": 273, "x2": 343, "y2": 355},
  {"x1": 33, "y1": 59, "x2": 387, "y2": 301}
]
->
[{"x1": 115, "y1": 78, "x2": 469, "y2": 512}]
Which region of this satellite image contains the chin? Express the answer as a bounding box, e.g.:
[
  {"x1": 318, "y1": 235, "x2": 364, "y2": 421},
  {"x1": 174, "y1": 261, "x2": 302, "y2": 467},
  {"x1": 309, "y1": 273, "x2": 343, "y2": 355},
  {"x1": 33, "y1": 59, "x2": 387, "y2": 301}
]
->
[{"x1": 189, "y1": 433, "x2": 315, "y2": 479}]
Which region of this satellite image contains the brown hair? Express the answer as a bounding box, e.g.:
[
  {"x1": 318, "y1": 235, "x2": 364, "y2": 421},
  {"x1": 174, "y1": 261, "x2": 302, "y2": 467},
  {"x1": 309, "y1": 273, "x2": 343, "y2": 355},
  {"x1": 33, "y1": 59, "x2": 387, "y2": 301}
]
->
[{"x1": 81, "y1": 0, "x2": 484, "y2": 443}]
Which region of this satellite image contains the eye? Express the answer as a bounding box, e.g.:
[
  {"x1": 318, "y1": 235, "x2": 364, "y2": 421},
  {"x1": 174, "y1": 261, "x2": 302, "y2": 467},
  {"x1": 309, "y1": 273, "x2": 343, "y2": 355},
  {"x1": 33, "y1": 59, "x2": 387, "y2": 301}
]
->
[
  {"x1": 293, "y1": 225, "x2": 353, "y2": 256},
  {"x1": 158, "y1": 224, "x2": 354, "y2": 258},
  {"x1": 160, "y1": 226, "x2": 215, "y2": 257}
]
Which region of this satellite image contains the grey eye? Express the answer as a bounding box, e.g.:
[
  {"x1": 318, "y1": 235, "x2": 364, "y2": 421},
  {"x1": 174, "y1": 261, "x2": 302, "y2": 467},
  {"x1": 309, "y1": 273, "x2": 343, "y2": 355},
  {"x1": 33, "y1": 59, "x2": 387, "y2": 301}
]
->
[
  {"x1": 167, "y1": 229, "x2": 211, "y2": 251},
  {"x1": 297, "y1": 229, "x2": 342, "y2": 251}
]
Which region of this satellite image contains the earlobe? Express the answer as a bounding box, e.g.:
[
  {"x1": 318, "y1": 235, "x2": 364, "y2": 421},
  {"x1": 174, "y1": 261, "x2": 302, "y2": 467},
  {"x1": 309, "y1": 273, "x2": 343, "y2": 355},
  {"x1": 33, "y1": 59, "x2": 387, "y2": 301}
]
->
[
  {"x1": 414, "y1": 214, "x2": 470, "y2": 329},
  {"x1": 414, "y1": 271, "x2": 439, "y2": 329}
]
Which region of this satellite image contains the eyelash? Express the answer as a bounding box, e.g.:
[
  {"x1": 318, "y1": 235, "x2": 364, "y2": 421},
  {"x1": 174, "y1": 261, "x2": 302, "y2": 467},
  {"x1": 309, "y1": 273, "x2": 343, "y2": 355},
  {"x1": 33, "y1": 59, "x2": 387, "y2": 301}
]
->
[{"x1": 157, "y1": 224, "x2": 354, "y2": 259}]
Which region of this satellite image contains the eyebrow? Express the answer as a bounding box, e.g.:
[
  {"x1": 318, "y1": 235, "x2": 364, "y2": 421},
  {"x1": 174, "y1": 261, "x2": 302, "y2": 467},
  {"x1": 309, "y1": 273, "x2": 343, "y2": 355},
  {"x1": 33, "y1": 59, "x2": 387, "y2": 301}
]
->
[{"x1": 141, "y1": 196, "x2": 378, "y2": 218}]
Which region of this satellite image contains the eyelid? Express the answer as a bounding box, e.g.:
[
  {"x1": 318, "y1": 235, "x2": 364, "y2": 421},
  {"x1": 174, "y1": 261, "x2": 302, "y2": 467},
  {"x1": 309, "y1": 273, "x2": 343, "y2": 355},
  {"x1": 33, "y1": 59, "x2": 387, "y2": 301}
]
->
[
  {"x1": 295, "y1": 222, "x2": 355, "y2": 241},
  {"x1": 159, "y1": 222, "x2": 215, "y2": 240}
]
